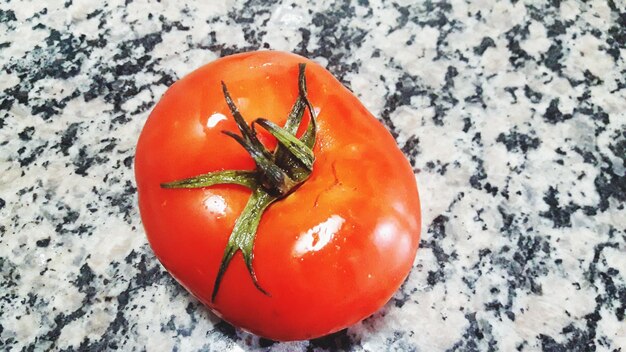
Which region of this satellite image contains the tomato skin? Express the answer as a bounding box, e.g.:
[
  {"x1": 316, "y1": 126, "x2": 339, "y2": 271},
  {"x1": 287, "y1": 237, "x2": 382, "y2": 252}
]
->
[{"x1": 135, "y1": 51, "x2": 421, "y2": 341}]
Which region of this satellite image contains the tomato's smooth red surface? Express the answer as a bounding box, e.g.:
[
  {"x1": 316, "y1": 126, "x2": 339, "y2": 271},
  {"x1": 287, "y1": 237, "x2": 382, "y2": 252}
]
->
[{"x1": 135, "y1": 51, "x2": 421, "y2": 341}]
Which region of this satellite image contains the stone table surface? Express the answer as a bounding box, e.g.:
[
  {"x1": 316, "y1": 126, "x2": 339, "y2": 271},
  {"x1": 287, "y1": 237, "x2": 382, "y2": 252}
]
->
[{"x1": 1, "y1": 0, "x2": 625, "y2": 351}]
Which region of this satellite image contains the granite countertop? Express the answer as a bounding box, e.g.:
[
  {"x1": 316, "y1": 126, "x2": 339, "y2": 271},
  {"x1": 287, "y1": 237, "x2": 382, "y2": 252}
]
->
[{"x1": 1, "y1": 0, "x2": 625, "y2": 351}]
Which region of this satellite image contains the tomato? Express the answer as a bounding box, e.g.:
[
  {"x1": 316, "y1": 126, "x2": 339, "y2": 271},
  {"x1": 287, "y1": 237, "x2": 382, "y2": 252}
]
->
[{"x1": 135, "y1": 51, "x2": 421, "y2": 341}]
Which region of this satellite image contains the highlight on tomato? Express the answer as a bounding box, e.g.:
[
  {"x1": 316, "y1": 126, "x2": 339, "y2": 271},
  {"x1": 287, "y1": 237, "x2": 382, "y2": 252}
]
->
[{"x1": 135, "y1": 51, "x2": 421, "y2": 341}]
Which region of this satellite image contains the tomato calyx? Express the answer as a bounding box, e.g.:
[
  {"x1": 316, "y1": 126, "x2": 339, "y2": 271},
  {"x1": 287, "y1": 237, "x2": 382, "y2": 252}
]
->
[{"x1": 161, "y1": 64, "x2": 317, "y2": 301}]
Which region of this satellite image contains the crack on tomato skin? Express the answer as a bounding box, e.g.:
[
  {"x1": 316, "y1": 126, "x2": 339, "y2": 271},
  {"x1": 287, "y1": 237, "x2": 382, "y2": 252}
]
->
[{"x1": 314, "y1": 161, "x2": 340, "y2": 208}]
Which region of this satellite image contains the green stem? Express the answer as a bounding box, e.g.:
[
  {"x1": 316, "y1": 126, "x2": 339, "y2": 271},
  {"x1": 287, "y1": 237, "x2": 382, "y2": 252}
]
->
[
  {"x1": 221, "y1": 130, "x2": 297, "y2": 195},
  {"x1": 211, "y1": 187, "x2": 276, "y2": 301},
  {"x1": 161, "y1": 170, "x2": 257, "y2": 189},
  {"x1": 252, "y1": 118, "x2": 314, "y2": 170},
  {"x1": 221, "y1": 81, "x2": 272, "y2": 159}
]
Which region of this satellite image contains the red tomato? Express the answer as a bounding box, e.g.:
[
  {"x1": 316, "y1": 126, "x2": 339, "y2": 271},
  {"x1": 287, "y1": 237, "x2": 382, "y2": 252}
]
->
[{"x1": 135, "y1": 51, "x2": 421, "y2": 341}]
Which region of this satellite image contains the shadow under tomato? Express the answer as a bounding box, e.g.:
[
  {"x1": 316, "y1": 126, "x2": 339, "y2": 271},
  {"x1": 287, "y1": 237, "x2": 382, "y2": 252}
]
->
[
  {"x1": 219, "y1": 301, "x2": 397, "y2": 351},
  {"x1": 307, "y1": 329, "x2": 353, "y2": 350},
  {"x1": 224, "y1": 325, "x2": 355, "y2": 350}
]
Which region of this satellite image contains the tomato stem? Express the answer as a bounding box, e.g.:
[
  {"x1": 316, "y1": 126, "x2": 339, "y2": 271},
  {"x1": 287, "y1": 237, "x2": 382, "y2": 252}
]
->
[
  {"x1": 252, "y1": 118, "x2": 314, "y2": 170},
  {"x1": 221, "y1": 129, "x2": 297, "y2": 195},
  {"x1": 211, "y1": 187, "x2": 276, "y2": 301},
  {"x1": 161, "y1": 63, "x2": 317, "y2": 301},
  {"x1": 160, "y1": 170, "x2": 258, "y2": 189}
]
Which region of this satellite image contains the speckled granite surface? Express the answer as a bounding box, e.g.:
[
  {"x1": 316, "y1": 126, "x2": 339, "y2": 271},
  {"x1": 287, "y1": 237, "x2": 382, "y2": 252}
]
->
[{"x1": 1, "y1": 0, "x2": 625, "y2": 351}]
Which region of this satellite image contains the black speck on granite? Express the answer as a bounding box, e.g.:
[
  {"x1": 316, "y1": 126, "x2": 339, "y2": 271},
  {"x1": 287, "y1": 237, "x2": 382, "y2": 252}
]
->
[{"x1": 1, "y1": 0, "x2": 625, "y2": 351}]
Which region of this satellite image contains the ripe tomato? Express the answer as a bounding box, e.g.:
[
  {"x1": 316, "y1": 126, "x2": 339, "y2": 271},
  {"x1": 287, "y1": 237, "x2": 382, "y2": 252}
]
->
[{"x1": 135, "y1": 51, "x2": 421, "y2": 341}]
